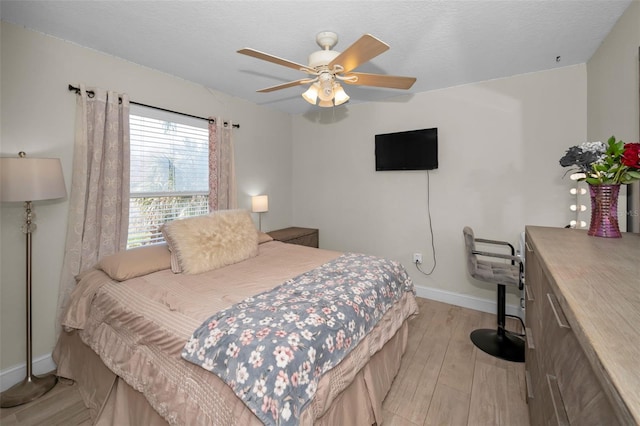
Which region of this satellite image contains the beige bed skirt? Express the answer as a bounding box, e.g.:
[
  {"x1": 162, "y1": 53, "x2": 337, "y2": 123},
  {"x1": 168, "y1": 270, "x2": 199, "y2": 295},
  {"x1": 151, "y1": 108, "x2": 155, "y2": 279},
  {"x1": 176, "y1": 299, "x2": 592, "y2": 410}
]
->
[{"x1": 54, "y1": 320, "x2": 409, "y2": 426}]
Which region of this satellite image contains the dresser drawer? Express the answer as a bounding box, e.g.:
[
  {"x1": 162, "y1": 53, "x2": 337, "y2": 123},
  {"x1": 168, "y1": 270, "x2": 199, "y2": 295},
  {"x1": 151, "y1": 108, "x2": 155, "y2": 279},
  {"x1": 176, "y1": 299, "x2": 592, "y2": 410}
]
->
[
  {"x1": 526, "y1": 337, "x2": 548, "y2": 426},
  {"x1": 540, "y1": 290, "x2": 618, "y2": 425}
]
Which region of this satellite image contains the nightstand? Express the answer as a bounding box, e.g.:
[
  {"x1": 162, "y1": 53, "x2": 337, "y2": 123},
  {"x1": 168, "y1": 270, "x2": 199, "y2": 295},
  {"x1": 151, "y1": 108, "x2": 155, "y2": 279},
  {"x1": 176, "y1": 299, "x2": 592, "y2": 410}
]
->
[{"x1": 267, "y1": 227, "x2": 319, "y2": 248}]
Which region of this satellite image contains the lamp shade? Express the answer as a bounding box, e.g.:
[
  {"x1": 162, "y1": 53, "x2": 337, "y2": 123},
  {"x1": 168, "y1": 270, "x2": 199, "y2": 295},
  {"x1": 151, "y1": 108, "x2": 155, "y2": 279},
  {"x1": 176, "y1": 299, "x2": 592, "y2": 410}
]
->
[
  {"x1": 302, "y1": 84, "x2": 319, "y2": 105},
  {"x1": 333, "y1": 84, "x2": 350, "y2": 106},
  {"x1": 1, "y1": 156, "x2": 67, "y2": 202},
  {"x1": 251, "y1": 195, "x2": 268, "y2": 213}
]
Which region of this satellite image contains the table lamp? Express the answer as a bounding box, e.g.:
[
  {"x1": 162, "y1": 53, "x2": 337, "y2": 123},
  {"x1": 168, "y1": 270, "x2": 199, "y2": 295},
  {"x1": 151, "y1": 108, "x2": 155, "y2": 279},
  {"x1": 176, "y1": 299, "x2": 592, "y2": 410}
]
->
[{"x1": 251, "y1": 195, "x2": 268, "y2": 231}]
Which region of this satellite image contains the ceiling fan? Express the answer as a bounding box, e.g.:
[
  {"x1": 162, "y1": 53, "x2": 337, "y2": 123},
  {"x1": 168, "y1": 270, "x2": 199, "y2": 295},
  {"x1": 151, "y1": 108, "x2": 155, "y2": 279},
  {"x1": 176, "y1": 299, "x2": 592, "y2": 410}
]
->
[{"x1": 237, "y1": 31, "x2": 417, "y2": 107}]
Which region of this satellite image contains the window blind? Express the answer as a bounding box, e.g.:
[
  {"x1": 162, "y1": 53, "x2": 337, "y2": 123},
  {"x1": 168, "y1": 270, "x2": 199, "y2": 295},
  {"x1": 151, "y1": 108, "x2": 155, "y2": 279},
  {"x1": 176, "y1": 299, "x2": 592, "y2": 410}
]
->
[{"x1": 127, "y1": 105, "x2": 209, "y2": 248}]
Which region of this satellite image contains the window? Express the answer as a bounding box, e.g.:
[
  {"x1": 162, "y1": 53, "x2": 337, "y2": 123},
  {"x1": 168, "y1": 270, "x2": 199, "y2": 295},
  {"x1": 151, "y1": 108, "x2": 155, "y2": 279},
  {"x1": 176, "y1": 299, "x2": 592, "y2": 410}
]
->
[{"x1": 127, "y1": 105, "x2": 209, "y2": 248}]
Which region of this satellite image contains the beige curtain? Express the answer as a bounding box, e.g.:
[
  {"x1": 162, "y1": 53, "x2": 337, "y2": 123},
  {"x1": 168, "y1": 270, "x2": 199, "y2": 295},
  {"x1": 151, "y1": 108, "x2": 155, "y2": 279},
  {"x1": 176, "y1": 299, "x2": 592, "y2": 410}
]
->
[
  {"x1": 56, "y1": 84, "x2": 130, "y2": 327},
  {"x1": 208, "y1": 118, "x2": 237, "y2": 210}
]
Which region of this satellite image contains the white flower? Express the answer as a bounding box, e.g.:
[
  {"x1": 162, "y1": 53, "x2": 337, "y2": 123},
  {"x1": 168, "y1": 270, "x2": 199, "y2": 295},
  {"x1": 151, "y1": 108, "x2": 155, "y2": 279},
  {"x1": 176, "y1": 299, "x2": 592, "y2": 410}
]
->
[
  {"x1": 325, "y1": 335, "x2": 335, "y2": 353},
  {"x1": 197, "y1": 347, "x2": 206, "y2": 361},
  {"x1": 236, "y1": 364, "x2": 249, "y2": 384},
  {"x1": 579, "y1": 141, "x2": 606, "y2": 153},
  {"x1": 273, "y1": 371, "x2": 289, "y2": 396},
  {"x1": 274, "y1": 346, "x2": 293, "y2": 368},
  {"x1": 202, "y1": 358, "x2": 215, "y2": 371},
  {"x1": 226, "y1": 342, "x2": 240, "y2": 358},
  {"x1": 281, "y1": 402, "x2": 292, "y2": 421},
  {"x1": 204, "y1": 335, "x2": 217, "y2": 348},
  {"x1": 184, "y1": 338, "x2": 198, "y2": 354},
  {"x1": 259, "y1": 316, "x2": 273, "y2": 326},
  {"x1": 287, "y1": 333, "x2": 301, "y2": 349},
  {"x1": 249, "y1": 349, "x2": 264, "y2": 368},
  {"x1": 253, "y1": 378, "x2": 267, "y2": 398},
  {"x1": 305, "y1": 379, "x2": 317, "y2": 398},
  {"x1": 283, "y1": 312, "x2": 298, "y2": 322}
]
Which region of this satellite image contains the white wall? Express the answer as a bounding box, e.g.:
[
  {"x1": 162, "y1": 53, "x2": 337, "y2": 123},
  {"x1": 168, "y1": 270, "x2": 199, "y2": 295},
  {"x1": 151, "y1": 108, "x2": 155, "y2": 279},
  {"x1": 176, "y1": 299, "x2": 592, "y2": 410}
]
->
[
  {"x1": 587, "y1": 0, "x2": 640, "y2": 232},
  {"x1": 0, "y1": 21, "x2": 293, "y2": 372},
  {"x1": 292, "y1": 66, "x2": 587, "y2": 305}
]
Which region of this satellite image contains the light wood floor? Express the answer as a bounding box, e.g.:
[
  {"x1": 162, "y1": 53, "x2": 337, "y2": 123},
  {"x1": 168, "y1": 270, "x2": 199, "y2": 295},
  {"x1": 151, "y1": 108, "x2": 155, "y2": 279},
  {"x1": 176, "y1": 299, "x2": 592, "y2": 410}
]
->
[{"x1": 0, "y1": 297, "x2": 529, "y2": 426}]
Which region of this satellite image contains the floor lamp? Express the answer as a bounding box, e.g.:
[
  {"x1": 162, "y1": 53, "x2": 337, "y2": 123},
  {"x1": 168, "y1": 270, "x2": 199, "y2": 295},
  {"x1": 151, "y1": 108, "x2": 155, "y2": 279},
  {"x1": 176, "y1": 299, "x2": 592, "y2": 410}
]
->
[
  {"x1": 0, "y1": 152, "x2": 67, "y2": 408},
  {"x1": 251, "y1": 195, "x2": 268, "y2": 231}
]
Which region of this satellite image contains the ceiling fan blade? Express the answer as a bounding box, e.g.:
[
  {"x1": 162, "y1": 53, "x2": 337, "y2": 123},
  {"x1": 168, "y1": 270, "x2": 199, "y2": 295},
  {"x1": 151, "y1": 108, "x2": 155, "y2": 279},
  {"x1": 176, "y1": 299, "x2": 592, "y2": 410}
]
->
[
  {"x1": 256, "y1": 78, "x2": 315, "y2": 93},
  {"x1": 238, "y1": 48, "x2": 317, "y2": 74},
  {"x1": 343, "y1": 72, "x2": 416, "y2": 90},
  {"x1": 328, "y1": 34, "x2": 389, "y2": 73}
]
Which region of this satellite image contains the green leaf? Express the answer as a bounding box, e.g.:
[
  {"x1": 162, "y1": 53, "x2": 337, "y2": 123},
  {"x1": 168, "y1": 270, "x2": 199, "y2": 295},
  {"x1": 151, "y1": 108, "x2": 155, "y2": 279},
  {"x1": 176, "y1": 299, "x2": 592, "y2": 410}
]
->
[{"x1": 585, "y1": 177, "x2": 602, "y2": 185}]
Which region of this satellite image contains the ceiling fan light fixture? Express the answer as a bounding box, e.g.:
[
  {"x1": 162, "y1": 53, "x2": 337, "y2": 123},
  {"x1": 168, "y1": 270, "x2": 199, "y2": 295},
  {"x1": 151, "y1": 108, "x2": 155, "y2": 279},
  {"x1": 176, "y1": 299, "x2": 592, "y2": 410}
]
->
[
  {"x1": 318, "y1": 86, "x2": 334, "y2": 102},
  {"x1": 317, "y1": 73, "x2": 334, "y2": 102},
  {"x1": 239, "y1": 32, "x2": 416, "y2": 109},
  {"x1": 302, "y1": 83, "x2": 319, "y2": 105},
  {"x1": 333, "y1": 83, "x2": 349, "y2": 106}
]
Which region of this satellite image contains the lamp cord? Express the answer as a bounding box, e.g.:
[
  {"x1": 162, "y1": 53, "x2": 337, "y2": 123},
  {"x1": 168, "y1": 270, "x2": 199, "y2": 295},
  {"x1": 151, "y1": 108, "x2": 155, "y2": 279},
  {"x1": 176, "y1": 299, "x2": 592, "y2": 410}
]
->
[{"x1": 415, "y1": 170, "x2": 436, "y2": 275}]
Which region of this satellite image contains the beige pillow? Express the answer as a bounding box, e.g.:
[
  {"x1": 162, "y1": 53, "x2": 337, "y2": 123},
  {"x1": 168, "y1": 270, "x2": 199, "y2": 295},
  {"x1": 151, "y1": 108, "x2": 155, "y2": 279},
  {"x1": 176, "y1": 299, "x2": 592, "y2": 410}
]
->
[
  {"x1": 161, "y1": 209, "x2": 258, "y2": 275},
  {"x1": 98, "y1": 243, "x2": 171, "y2": 281},
  {"x1": 258, "y1": 231, "x2": 273, "y2": 244}
]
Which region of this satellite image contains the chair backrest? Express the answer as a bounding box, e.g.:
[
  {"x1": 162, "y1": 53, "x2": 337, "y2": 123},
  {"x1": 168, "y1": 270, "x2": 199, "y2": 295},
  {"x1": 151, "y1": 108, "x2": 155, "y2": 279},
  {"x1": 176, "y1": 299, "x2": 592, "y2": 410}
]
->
[
  {"x1": 463, "y1": 226, "x2": 522, "y2": 288},
  {"x1": 462, "y1": 226, "x2": 479, "y2": 279}
]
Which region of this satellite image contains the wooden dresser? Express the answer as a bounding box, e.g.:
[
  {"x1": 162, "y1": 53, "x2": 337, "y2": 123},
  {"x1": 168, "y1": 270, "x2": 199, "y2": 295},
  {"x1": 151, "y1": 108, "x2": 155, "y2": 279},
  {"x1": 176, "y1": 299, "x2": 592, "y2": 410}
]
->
[
  {"x1": 267, "y1": 227, "x2": 319, "y2": 248},
  {"x1": 524, "y1": 226, "x2": 640, "y2": 425}
]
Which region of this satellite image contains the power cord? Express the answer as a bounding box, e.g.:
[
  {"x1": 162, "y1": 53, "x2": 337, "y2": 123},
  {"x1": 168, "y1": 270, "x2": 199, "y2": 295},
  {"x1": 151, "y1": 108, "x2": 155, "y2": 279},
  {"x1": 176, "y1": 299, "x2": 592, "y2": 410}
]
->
[
  {"x1": 415, "y1": 170, "x2": 436, "y2": 275},
  {"x1": 506, "y1": 314, "x2": 526, "y2": 337}
]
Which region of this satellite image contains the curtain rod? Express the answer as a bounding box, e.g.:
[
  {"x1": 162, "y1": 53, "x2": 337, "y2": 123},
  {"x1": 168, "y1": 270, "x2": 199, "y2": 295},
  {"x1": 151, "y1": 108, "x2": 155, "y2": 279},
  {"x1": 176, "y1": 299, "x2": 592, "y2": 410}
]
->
[{"x1": 67, "y1": 84, "x2": 239, "y2": 129}]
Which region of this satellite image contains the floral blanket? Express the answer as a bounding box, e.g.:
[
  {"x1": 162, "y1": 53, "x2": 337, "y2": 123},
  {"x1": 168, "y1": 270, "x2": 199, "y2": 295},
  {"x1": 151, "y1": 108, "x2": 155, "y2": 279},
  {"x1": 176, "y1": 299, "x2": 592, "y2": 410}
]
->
[{"x1": 181, "y1": 253, "x2": 414, "y2": 425}]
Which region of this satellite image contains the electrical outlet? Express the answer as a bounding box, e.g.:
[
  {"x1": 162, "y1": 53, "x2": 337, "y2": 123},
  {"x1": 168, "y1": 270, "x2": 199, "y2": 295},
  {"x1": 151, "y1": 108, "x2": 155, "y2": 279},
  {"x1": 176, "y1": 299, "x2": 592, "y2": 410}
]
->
[{"x1": 413, "y1": 253, "x2": 423, "y2": 264}]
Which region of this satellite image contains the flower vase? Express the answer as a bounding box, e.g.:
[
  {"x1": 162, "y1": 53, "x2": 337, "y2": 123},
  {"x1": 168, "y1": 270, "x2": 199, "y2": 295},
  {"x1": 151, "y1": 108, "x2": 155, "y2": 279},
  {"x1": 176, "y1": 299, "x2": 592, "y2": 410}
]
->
[{"x1": 588, "y1": 184, "x2": 622, "y2": 238}]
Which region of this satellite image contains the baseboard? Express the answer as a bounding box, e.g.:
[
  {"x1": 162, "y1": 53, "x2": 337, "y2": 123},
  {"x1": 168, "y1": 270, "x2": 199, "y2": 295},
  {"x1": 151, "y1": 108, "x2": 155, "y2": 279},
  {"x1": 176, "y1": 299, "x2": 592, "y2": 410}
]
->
[
  {"x1": 414, "y1": 285, "x2": 523, "y2": 318},
  {"x1": 0, "y1": 353, "x2": 56, "y2": 392}
]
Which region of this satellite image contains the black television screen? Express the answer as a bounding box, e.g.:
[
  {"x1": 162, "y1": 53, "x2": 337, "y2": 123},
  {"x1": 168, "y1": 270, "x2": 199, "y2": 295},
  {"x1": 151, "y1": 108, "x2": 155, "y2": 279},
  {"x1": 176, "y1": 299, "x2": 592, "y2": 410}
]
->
[{"x1": 375, "y1": 128, "x2": 438, "y2": 171}]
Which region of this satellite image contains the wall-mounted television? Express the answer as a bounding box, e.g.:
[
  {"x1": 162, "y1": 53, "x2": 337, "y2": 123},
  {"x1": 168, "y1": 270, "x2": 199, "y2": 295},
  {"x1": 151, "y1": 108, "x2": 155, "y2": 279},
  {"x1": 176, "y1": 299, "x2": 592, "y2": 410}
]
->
[{"x1": 375, "y1": 128, "x2": 438, "y2": 171}]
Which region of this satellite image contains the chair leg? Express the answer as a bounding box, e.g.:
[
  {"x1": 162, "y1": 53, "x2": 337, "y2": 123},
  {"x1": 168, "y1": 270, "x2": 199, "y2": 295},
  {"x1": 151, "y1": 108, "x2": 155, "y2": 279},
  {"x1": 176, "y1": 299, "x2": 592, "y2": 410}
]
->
[
  {"x1": 470, "y1": 284, "x2": 525, "y2": 363},
  {"x1": 497, "y1": 283, "x2": 506, "y2": 337}
]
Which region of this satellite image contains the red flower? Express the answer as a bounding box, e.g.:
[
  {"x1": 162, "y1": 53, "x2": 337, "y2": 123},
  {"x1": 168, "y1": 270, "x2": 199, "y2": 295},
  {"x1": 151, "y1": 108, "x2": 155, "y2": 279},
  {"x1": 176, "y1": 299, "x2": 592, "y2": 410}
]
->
[{"x1": 622, "y1": 143, "x2": 640, "y2": 169}]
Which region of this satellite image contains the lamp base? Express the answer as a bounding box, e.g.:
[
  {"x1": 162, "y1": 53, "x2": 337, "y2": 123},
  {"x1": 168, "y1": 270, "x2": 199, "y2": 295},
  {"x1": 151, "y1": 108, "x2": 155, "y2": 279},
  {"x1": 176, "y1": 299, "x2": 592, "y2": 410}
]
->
[{"x1": 0, "y1": 373, "x2": 57, "y2": 408}]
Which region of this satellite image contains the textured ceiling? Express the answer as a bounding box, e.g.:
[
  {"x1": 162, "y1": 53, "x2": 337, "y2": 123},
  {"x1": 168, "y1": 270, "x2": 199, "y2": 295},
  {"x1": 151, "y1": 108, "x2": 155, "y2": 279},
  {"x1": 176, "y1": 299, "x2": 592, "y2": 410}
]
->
[{"x1": 0, "y1": 0, "x2": 632, "y2": 115}]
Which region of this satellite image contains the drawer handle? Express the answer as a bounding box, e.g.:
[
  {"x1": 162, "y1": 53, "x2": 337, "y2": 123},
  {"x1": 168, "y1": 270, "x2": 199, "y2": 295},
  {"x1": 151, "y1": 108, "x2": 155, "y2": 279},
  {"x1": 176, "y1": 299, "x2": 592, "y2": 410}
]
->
[
  {"x1": 525, "y1": 327, "x2": 535, "y2": 350},
  {"x1": 525, "y1": 369, "x2": 534, "y2": 400},
  {"x1": 525, "y1": 284, "x2": 535, "y2": 302},
  {"x1": 525, "y1": 241, "x2": 533, "y2": 253},
  {"x1": 546, "y1": 374, "x2": 570, "y2": 426},
  {"x1": 547, "y1": 293, "x2": 570, "y2": 329}
]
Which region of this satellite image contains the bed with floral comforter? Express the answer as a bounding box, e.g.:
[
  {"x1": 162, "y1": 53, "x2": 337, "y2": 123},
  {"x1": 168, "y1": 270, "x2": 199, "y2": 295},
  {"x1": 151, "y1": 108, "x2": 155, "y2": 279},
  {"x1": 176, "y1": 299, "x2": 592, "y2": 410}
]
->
[{"x1": 55, "y1": 237, "x2": 418, "y2": 425}]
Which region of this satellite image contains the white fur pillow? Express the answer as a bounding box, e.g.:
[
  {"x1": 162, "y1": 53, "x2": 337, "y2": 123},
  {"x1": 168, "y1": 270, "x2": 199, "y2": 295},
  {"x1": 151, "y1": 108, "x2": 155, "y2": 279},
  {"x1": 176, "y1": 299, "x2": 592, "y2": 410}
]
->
[{"x1": 161, "y1": 209, "x2": 258, "y2": 275}]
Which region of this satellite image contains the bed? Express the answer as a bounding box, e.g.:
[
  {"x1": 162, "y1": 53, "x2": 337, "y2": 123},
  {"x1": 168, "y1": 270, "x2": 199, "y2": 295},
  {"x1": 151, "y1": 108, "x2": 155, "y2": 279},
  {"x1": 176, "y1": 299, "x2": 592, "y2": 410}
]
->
[{"x1": 53, "y1": 210, "x2": 419, "y2": 425}]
